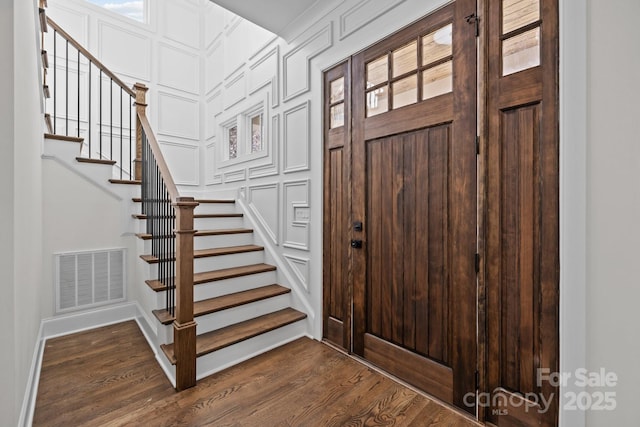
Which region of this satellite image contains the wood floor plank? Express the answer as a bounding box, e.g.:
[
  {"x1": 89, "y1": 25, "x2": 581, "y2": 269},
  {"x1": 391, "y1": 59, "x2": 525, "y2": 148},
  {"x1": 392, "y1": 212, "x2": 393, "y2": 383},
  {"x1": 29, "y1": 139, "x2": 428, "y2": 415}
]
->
[{"x1": 34, "y1": 321, "x2": 481, "y2": 427}]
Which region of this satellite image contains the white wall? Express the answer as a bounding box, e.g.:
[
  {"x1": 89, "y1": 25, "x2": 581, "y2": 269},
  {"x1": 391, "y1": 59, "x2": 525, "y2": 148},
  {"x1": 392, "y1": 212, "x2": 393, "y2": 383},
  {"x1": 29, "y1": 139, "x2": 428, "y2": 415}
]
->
[
  {"x1": 586, "y1": 0, "x2": 640, "y2": 425},
  {"x1": 0, "y1": 0, "x2": 45, "y2": 425},
  {"x1": 0, "y1": 0, "x2": 17, "y2": 423}
]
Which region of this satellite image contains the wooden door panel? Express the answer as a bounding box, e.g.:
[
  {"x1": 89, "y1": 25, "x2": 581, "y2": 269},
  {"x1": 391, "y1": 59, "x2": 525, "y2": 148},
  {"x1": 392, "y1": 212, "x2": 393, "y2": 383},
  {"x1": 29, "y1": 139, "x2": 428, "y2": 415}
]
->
[
  {"x1": 323, "y1": 61, "x2": 351, "y2": 350},
  {"x1": 485, "y1": 0, "x2": 559, "y2": 425},
  {"x1": 365, "y1": 126, "x2": 451, "y2": 363},
  {"x1": 352, "y1": 0, "x2": 478, "y2": 412}
]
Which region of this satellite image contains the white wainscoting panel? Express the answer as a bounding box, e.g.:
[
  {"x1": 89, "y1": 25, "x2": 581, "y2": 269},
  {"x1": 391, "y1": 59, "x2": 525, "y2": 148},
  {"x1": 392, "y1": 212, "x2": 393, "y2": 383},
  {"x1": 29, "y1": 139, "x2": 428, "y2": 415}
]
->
[
  {"x1": 283, "y1": 23, "x2": 333, "y2": 102},
  {"x1": 159, "y1": 141, "x2": 200, "y2": 186},
  {"x1": 157, "y1": 91, "x2": 199, "y2": 140},
  {"x1": 249, "y1": 114, "x2": 280, "y2": 179},
  {"x1": 158, "y1": 43, "x2": 199, "y2": 95},
  {"x1": 283, "y1": 180, "x2": 310, "y2": 251},
  {"x1": 224, "y1": 19, "x2": 247, "y2": 79},
  {"x1": 283, "y1": 254, "x2": 310, "y2": 292},
  {"x1": 223, "y1": 72, "x2": 247, "y2": 110},
  {"x1": 283, "y1": 101, "x2": 310, "y2": 174},
  {"x1": 247, "y1": 183, "x2": 280, "y2": 245},
  {"x1": 249, "y1": 45, "x2": 279, "y2": 107},
  {"x1": 339, "y1": 0, "x2": 407, "y2": 40},
  {"x1": 162, "y1": 0, "x2": 200, "y2": 50},
  {"x1": 223, "y1": 169, "x2": 247, "y2": 184},
  {"x1": 206, "y1": 40, "x2": 224, "y2": 95},
  {"x1": 205, "y1": 4, "x2": 224, "y2": 49},
  {"x1": 48, "y1": 5, "x2": 88, "y2": 46},
  {"x1": 98, "y1": 21, "x2": 151, "y2": 82},
  {"x1": 205, "y1": 141, "x2": 217, "y2": 185}
]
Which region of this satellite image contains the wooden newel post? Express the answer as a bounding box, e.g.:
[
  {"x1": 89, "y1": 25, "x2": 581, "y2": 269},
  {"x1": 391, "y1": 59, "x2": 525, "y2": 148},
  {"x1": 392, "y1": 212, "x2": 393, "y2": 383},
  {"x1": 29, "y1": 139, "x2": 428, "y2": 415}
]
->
[
  {"x1": 133, "y1": 83, "x2": 148, "y2": 181},
  {"x1": 173, "y1": 196, "x2": 199, "y2": 391}
]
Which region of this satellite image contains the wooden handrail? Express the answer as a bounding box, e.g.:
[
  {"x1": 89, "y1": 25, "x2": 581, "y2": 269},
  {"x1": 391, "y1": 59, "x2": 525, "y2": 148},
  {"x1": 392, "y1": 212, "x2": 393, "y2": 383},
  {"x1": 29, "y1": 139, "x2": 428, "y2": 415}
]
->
[
  {"x1": 137, "y1": 111, "x2": 179, "y2": 201},
  {"x1": 47, "y1": 17, "x2": 135, "y2": 98}
]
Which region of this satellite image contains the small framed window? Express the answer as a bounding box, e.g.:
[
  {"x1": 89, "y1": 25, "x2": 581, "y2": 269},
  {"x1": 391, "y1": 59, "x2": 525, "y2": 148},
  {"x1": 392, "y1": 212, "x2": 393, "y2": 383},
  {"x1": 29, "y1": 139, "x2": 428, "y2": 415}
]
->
[
  {"x1": 250, "y1": 113, "x2": 263, "y2": 153},
  {"x1": 86, "y1": 0, "x2": 146, "y2": 23},
  {"x1": 227, "y1": 124, "x2": 238, "y2": 160}
]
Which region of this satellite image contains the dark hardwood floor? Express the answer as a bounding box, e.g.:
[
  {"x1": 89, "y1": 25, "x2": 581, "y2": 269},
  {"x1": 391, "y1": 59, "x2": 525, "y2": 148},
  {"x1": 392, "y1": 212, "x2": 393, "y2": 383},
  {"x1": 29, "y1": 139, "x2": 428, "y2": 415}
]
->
[{"x1": 33, "y1": 321, "x2": 481, "y2": 426}]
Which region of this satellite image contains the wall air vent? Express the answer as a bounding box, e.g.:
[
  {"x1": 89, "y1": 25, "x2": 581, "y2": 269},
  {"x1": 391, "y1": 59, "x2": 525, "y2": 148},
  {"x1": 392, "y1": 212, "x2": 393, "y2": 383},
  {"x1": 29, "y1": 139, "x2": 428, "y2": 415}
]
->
[{"x1": 54, "y1": 248, "x2": 126, "y2": 314}]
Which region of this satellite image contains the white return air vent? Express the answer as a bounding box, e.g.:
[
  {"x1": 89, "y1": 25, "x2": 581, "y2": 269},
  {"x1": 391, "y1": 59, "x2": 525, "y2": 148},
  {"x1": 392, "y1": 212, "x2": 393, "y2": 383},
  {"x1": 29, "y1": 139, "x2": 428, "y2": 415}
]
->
[{"x1": 55, "y1": 248, "x2": 126, "y2": 314}]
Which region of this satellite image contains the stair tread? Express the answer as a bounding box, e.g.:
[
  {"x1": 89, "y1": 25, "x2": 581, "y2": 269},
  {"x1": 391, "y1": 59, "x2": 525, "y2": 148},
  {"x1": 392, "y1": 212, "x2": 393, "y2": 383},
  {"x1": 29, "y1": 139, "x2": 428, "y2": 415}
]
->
[
  {"x1": 44, "y1": 133, "x2": 83, "y2": 143},
  {"x1": 152, "y1": 284, "x2": 290, "y2": 325},
  {"x1": 132, "y1": 198, "x2": 235, "y2": 204},
  {"x1": 145, "y1": 263, "x2": 276, "y2": 292},
  {"x1": 132, "y1": 213, "x2": 241, "y2": 219},
  {"x1": 196, "y1": 228, "x2": 253, "y2": 236},
  {"x1": 196, "y1": 199, "x2": 236, "y2": 204},
  {"x1": 194, "y1": 263, "x2": 276, "y2": 285},
  {"x1": 140, "y1": 244, "x2": 264, "y2": 264},
  {"x1": 135, "y1": 228, "x2": 254, "y2": 240},
  {"x1": 76, "y1": 157, "x2": 117, "y2": 165},
  {"x1": 109, "y1": 179, "x2": 141, "y2": 185},
  {"x1": 194, "y1": 213, "x2": 243, "y2": 218},
  {"x1": 160, "y1": 308, "x2": 307, "y2": 364}
]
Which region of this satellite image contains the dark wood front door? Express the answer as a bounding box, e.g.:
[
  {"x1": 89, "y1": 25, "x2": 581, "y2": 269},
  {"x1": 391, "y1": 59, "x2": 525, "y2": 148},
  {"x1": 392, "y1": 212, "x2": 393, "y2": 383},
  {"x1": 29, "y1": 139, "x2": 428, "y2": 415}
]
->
[
  {"x1": 350, "y1": 1, "x2": 478, "y2": 411},
  {"x1": 322, "y1": 0, "x2": 560, "y2": 422}
]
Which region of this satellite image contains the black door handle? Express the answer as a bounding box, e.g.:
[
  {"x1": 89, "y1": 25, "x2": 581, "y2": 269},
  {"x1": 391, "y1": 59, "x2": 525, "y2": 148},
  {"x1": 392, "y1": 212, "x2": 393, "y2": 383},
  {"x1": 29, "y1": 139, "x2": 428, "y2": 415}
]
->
[{"x1": 351, "y1": 239, "x2": 363, "y2": 249}]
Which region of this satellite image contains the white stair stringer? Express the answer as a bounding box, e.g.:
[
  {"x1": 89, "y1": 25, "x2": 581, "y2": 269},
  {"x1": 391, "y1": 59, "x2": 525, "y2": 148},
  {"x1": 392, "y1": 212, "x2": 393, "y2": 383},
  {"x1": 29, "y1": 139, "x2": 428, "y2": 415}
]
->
[{"x1": 235, "y1": 194, "x2": 315, "y2": 329}]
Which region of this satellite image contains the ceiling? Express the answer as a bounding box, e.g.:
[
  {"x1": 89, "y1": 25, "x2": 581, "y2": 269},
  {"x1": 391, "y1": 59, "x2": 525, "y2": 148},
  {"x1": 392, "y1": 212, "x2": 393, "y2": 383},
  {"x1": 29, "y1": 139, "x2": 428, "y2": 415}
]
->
[{"x1": 208, "y1": 0, "x2": 322, "y2": 37}]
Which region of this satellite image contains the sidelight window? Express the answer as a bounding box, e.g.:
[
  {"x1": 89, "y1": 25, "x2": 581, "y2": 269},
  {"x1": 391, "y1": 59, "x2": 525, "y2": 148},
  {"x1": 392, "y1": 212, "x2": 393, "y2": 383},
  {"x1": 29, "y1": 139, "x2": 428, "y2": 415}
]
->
[
  {"x1": 329, "y1": 77, "x2": 346, "y2": 128},
  {"x1": 365, "y1": 23, "x2": 453, "y2": 117},
  {"x1": 501, "y1": 0, "x2": 541, "y2": 76}
]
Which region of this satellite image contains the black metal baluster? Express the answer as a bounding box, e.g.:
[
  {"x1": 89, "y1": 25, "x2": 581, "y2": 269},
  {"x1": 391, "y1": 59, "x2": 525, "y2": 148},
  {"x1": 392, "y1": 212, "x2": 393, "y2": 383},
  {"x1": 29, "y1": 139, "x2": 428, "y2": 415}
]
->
[
  {"x1": 110, "y1": 79, "x2": 113, "y2": 161},
  {"x1": 53, "y1": 30, "x2": 56, "y2": 134},
  {"x1": 99, "y1": 70, "x2": 102, "y2": 158},
  {"x1": 88, "y1": 61, "x2": 91, "y2": 157},
  {"x1": 120, "y1": 88, "x2": 123, "y2": 179},
  {"x1": 65, "y1": 40, "x2": 68, "y2": 135},
  {"x1": 77, "y1": 47, "x2": 80, "y2": 139},
  {"x1": 129, "y1": 97, "x2": 132, "y2": 180}
]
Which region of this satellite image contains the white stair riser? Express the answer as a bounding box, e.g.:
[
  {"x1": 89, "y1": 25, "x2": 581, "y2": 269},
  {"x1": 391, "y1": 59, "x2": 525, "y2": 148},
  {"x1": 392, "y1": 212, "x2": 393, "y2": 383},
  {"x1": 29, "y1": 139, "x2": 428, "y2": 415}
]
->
[
  {"x1": 195, "y1": 320, "x2": 308, "y2": 380},
  {"x1": 194, "y1": 203, "x2": 238, "y2": 215},
  {"x1": 194, "y1": 233, "x2": 254, "y2": 250},
  {"x1": 44, "y1": 138, "x2": 81, "y2": 159},
  {"x1": 194, "y1": 271, "x2": 277, "y2": 301},
  {"x1": 194, "y1": 251, "x2": 264, "y2": 273},
  {"x1": 143, "y1": 251, "x2": 265, "y2": 276},
  {"x1": 194, "y1": 216, "x2": 244, "y2": 230},
  {"x1": 195, "y1": 293, "x2": 291, "y2": 334},
  {"x1": 156, "y1": 293, "x2": 291, "y2": 339},
  {"x1": 74, "y1": 162, "x2": 113, "y2": 183}
]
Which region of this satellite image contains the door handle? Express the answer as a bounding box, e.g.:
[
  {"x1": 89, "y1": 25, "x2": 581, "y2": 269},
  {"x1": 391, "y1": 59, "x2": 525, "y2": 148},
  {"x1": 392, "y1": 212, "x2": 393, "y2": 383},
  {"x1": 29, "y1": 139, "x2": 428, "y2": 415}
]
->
[{"x1": 351, "y1": 239, "x2": 363, "y2": 249}]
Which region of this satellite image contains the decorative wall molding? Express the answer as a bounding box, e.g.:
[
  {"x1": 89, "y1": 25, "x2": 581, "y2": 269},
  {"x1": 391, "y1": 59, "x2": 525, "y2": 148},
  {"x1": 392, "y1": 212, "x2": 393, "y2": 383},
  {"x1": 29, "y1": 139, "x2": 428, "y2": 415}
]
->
[
  {"x1": 48, "y1": 4, "x2": 89, "y2": 45},
  {"x1": 206, "y1": 40, "x2": 224, "y2": 95},
  {"x1": 283, "y1": 179, "x2": 310, "y2": 251},
  {"x1": 283, "y1": 101, "x2": 310, "y2": 174},
  {"x1": 97, "y1": 20, "x2": 151, "y2": 82},
  {"x1": 158, "y1": 42, "x2": 199, "y2": 95},
  {"x1": 162, "y1": 0, "x2": 200, "y2": 50},
  {"x1": 157, "y1": 91, "x2": 199, "y2": 140},
  {"x1": 159, "y1": 141, "x2": 199, "y2": 186},
  {"x1": 223, "y1": 72, "x2": 247, "y2": 110},
  {"x1": 282, "y1": 22, "x2": 333, "y2": 102},
  {"x1": 205, "y1": 141, "x2": 217, "y2": 185},
  {"x1": 249, "y1": 114, "x2": 280, "y2": 179},
  {"x1": 247, "y1": 183, "x2": 280, "y2": 245},
  {"x1": 223, "y1": 168, "x2": 247, "y2": 183},
  {"x1": 249, "y1": 45, "x2": 280, "y2": 107},
  {"x1": 283, "y1": 254, "x2": 310, "y2": 292},
  {"x1": 339, "y1": 0, "x2": 407, "y2": 40}
]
